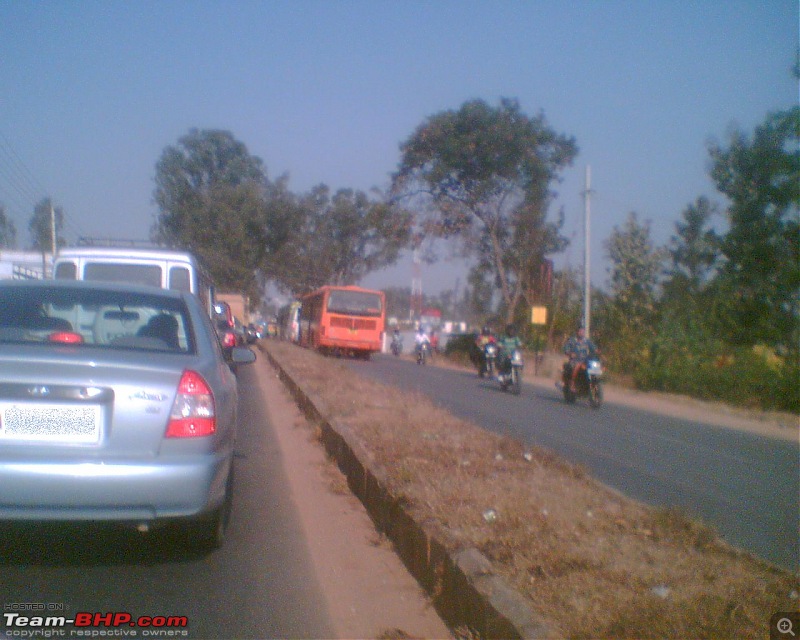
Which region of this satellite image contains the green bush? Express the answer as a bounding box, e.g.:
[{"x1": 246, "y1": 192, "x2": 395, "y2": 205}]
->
[
  {"x1": 634, "y1": 339, "x2": 798, "y2": 413},
  {"x1": 609, "y1": 309, "x2": 797, "y2": 412}
]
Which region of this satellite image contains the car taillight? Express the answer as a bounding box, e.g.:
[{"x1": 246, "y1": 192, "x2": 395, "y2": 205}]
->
[
  {"x1": 166, "y1": 370, "x2": 216, "y2": 438},
  {"x1": 49, "y1": 331, "x2": 84, "y2": 344},
  {"x1": 221, "y1": 331, "x2": 237, "y2": 349}
]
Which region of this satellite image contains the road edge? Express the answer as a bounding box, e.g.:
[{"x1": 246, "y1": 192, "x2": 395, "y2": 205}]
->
[{"x1": 261, "y1": 343, "x2": 558, "y2": 640}]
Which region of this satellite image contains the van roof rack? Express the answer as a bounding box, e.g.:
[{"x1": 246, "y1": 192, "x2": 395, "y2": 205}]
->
[{"x1": 76, "y1": 237, "x2": 173, "y2": 249}]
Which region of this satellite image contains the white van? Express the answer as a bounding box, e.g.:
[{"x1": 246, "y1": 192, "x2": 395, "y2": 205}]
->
[{"x1": 53, "y1": 246, "x2": 215, "y2": 316}]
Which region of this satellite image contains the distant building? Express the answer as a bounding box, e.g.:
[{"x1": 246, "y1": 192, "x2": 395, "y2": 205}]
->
[
  {"x1": 420, "y1": 307, "x2": 442, "y2": 329},
  {"x1": 0, "y1": 250, "x2": 52, "y2": 279}
]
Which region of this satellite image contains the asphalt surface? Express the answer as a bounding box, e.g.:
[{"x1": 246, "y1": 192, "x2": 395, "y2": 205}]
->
[{"x1": 345, "y1": 353, "x2": 799, "y2": 572}]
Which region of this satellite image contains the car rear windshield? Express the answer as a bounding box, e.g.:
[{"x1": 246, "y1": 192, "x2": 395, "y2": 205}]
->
[{"x1": 0, "y1": 286, "x2": 195, "y2": 353}]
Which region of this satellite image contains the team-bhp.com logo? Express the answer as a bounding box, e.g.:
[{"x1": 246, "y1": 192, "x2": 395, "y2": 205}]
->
[{"x1": 4, "y1": 612, "x2": 189, "y2": 636}]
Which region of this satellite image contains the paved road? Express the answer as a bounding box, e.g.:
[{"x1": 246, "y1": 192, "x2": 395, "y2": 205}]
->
[
  {"x1": 346, "y1": 354, "x2": 799, "y2": 571},
  {"x1": 0, "y1": 364, "x2": 335, "y2": 639}
]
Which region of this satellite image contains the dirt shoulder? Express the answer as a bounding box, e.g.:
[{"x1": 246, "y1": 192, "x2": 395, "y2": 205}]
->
[
  {"x1": 262, "y1": 340, "x2": 798, "y2": 639},
  {"x1": 576, "y1": 380, "x2": 797, "y2": 441}
]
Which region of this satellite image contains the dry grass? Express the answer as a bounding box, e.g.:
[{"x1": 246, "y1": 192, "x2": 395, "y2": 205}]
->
[{"x1": 263, "y1": 340, "x2": 798, "y2": 639}]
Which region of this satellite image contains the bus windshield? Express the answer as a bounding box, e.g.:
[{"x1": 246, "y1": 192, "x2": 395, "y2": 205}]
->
[{"x1": 326, "y1": 289, "x2": 382, "y2": 317}]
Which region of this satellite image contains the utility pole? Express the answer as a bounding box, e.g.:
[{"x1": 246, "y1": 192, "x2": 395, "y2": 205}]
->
[
  {"x1": 411, "y1": 243, "x2": 422, "y2": 322},
  {"x1": 50, "y1": 202, "x2": 57, "y2": 277},
  {"x1": 582, "y1": 166, "x2": 593, "y2": 338}
]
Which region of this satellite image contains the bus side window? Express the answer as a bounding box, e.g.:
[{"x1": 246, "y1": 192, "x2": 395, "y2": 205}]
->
[
  {"x1": 169, "y1": 266, "x2": 191, "y2": 292},
  {"x1": 54, "y1": 262, "x2": 77, "y2": 280}
]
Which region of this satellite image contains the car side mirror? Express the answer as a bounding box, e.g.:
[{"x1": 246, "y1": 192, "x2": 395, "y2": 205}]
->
[{"x1": 231, "y1": 346, "x2": 256, "y2": 365}]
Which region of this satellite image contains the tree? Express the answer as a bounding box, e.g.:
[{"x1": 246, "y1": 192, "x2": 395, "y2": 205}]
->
[
  {"x1": 707, "y1": 106, "x2": 800, "y2": 350},
  {"x1": 652, "y1": 196, "x2": 722, "y2": 369},
  {"x1": 547, "y1": 266, "x2": 584, "y2": 348},
  {"x1": 602, "y1": 212, "x2": 665, "y2": 369},
  {"x1": 393, "y1": 98, "x2": 578, "y2": 323},
  {"x1": 665, "y1": 196, "x2": 720, "y2": 296},
  {"x1": 271, "y1": 185, "x2": 412, "y2": 295},
  {"x1": 465, "y1": 262, "x2": 497, "y2": 324},
  {"x1": 29, "y1": 197, "x2": 64, "y2": 252},
  {"x1": 193, "y1": 181, "x2": 272, "y2": 297},
  {"x1": 152, "y1": 129, "x2": 272, "y2": 295},
  {"x1": 28, "y1": 198, "x2": 65, "y2": 277},
  {"x1": 0, "y1": 205, "x2": 17, "y2": 248},
  {"x1": 258, "y1": 173, "x2": 306, "y2": 287}
]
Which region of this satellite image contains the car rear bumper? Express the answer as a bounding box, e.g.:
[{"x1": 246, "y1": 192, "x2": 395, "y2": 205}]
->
[
  {"x1": 319, "y1": 337, "x2": 380, "y2": 352},
  {"x1": 0, "y1": 455, "x2": 230, "y2": 521}
]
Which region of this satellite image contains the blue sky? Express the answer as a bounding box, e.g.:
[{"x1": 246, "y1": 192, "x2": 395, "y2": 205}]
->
[{"x1": 1, "y1": 1, "x2": 796, "y2": 295}]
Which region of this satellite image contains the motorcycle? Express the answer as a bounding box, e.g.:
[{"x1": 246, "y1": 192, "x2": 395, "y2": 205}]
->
[
  {"x1": 480, "y1": 342, "x2": 498, "y2": 378},
  {"x1": 416, "y1": 341, "x2": 431, "y2": 365},
  {"x1": 390, "y1": 334, "x2": 403, "y2": 356},
  {"x1": 561, "y1": 357, "x2": 604, "y2": 408},
  {"x1": 497, "y1": 348, "x2": 523, "y2": 396}
]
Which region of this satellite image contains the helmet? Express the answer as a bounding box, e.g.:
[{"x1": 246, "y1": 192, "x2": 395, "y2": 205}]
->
[
  {"x1": 506, "y1": 324, "x2": 516, "y2": 336},
  {"x1": 481, "y1": 326, "x2": 491, "y2": 335}
]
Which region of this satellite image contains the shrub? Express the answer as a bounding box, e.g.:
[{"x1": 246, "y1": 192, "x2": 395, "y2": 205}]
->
[{"x1": 634, "y1": 336, "x2": 798, "y2": 412}]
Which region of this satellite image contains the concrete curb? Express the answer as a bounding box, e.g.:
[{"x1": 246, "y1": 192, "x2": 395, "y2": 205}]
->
[{"x1": 261, "y1": 344, "x2": 558, "y2": 639}]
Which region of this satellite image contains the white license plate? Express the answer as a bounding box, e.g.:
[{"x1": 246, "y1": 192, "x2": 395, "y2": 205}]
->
[{"x1": 0, "y1": 403, "x2": 102, "y2": 443}]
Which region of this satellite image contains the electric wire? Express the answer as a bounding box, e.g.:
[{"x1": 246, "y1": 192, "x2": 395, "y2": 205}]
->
[{"x1": 0, "y1": 131, "x2": 88, "y2": 244}]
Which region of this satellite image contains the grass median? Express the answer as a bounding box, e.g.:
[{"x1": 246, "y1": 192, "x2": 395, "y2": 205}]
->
[{"x1": 262, "y1": 340, "x2": 797, "y2": 639}]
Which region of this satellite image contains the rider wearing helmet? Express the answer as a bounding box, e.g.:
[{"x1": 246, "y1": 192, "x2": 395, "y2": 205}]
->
[
  {"x1": 563, "y1": 326, "x2": 599, "y2": 392},
  {"x1": 476, "y1": 325, "x2": 495, "y2": 349},
  {"x1": 497, "y1": 323, "x2": 522, "y2": 376},
  {"x1": 414, "y1": 325, "x2": 431, "y2": 349}
]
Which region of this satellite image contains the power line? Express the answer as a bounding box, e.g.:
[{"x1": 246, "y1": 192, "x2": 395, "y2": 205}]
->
[
  {"x1": 0, "y1": 132, "x2": 47, "y2": 227},
  {"x1": 0, "y1": 161, "x2": 39, "y2": 216},
  {"x1": 0, "y1": 133, "x2": 47, "y2": 198},
  {"x1": 0, "y1": 131, "x2": 88, "y2": 243},
  {"x1": 0, "y1": 133, "x2": 46, "y2": 193}
]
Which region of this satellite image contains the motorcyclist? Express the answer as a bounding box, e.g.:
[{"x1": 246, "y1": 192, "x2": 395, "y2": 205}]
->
[
  {"x1": 475, "y1": 325, "x2": 496, "y2": 375},
  {"x1": 414, "y1": 325, "x2": 431, "y2": 353},
  {"x1": 391, "y1": 326, "x2": 403, "y2": 353},
  {"x1": 563, "y1": 326, "x2": 599, "y2": 392},
  {"x1": 476, "y1": 325, "x2": 496, "y2": 349},
  {"x1": 497, "y1": 324, "x2": 522, "y2": 377}
]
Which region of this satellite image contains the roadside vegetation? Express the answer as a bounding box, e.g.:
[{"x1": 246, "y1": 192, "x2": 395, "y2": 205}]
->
[
  {"x1": 264, "y1": 340, "x2": 798, "y2": 639},
  {"x1": 5, "y1": 62, "x2": 792, "y2": 413},
  {"x1": 389, "y1": 90, "x2": 799, "y2": 414},
  {"x1": 145, "y1": 65, "x2": 798, "y2": 414}
]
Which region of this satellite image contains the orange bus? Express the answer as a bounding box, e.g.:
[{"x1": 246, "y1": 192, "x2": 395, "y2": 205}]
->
[{"x1": 299, "y1": 285, "x2": 385, "y2": 359}]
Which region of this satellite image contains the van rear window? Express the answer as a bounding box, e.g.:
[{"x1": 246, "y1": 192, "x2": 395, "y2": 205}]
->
[
  {"x1": 84, "y1": 263, "x2": 162, "y2": 288},
  {"x1": 168, "y1": 266, "x2": 191, "y2": 292},
  {"x1": 54, "y1": 262, "x2": 77, "y2": 279}
]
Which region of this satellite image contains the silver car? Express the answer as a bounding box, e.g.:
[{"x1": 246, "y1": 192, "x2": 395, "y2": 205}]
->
[{"x1": 0, "y1": 279, "x2": 255, "y2": 551}]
